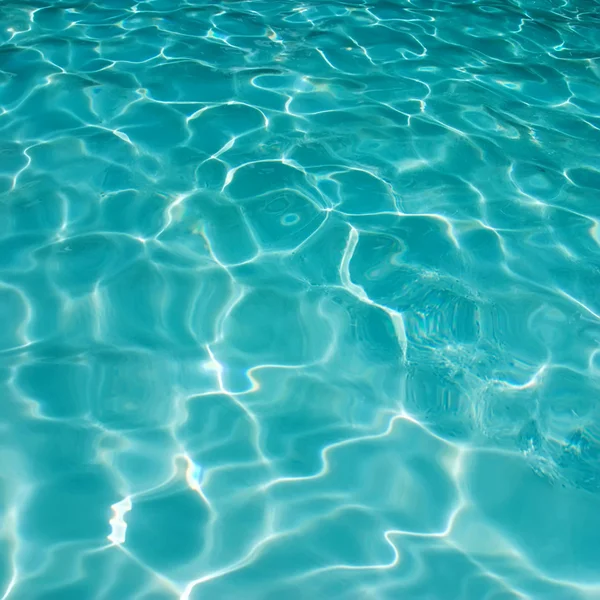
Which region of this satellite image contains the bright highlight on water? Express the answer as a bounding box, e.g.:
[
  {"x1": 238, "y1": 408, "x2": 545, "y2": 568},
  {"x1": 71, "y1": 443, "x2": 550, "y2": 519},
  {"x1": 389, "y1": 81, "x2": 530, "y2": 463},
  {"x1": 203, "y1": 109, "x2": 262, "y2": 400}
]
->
[{"x1": 1, "y1": 0, "x2": 600, "y2": 599}]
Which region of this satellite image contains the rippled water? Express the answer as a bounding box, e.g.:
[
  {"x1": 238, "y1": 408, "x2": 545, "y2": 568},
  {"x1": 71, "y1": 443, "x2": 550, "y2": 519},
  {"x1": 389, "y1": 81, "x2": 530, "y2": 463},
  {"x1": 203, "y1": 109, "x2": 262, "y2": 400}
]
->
[{"x1": 1, "y1": 0, "x2": 600, "y2": 598}]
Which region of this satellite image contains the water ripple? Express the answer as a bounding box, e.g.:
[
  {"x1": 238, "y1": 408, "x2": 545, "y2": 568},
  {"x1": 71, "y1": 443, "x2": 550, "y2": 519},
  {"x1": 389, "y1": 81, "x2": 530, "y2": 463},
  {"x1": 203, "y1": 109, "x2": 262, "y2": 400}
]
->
[{"x1": 1, "y1": 0, "x2": 600, "y2": 599}]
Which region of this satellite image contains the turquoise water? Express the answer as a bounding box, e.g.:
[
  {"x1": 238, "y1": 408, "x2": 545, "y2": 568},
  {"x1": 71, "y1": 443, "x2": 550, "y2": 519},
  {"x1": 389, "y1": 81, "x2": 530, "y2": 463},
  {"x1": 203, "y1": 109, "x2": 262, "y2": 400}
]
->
[{"x1": 1, "y1": 0, "x2": 600, "y2": 598}]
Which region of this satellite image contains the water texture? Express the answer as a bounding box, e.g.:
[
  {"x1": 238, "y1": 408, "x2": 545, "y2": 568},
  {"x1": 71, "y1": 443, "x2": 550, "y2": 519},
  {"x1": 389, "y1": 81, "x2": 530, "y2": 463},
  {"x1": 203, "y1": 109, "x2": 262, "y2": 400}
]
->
[{"x1": 1, "y1": 0, "x2": 600, "y2": 598}]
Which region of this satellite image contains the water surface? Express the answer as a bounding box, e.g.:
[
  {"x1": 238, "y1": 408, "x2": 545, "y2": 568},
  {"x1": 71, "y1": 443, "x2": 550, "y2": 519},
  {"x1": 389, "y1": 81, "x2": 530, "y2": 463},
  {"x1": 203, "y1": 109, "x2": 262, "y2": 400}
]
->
[{"x1": 1, "y1": 0, "x2": 600, "y2": 598}]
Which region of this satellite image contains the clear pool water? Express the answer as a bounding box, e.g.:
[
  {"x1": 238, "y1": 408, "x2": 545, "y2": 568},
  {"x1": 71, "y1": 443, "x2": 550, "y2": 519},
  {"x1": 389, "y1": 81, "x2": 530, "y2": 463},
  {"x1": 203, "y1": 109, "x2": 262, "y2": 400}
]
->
[{"x1": 1, "y1": 0, "x2": 600, "y2": 598}]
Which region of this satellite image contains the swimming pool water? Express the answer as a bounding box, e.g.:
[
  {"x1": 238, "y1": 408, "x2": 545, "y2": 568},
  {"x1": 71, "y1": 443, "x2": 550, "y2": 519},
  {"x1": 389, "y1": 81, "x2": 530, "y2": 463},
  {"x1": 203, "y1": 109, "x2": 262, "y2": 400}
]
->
[{"x1": 1, "y1": 0, "x2": 600, "y2": 598}]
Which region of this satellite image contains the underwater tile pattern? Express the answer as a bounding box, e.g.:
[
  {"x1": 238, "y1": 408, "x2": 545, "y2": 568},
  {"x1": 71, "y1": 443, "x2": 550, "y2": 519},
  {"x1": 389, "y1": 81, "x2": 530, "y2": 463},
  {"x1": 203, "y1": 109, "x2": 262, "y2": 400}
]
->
[{"x1": 1, "y1": 0, "x2": 600, "y2": 598}]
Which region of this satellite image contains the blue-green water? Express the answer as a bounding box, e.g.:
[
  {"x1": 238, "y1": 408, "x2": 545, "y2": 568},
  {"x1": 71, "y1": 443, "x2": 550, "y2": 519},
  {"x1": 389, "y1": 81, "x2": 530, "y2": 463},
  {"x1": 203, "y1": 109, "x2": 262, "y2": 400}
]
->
[{"x1": 1, "y1": 0, "x2": 600, "y2": 598}]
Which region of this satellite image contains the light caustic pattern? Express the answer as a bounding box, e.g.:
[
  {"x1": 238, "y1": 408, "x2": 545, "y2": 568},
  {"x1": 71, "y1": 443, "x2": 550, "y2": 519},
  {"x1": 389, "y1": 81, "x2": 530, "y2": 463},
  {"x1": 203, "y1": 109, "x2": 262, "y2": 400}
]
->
[{"x1": 1, "y1": 0, "x2": 600, "y2": 598}]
